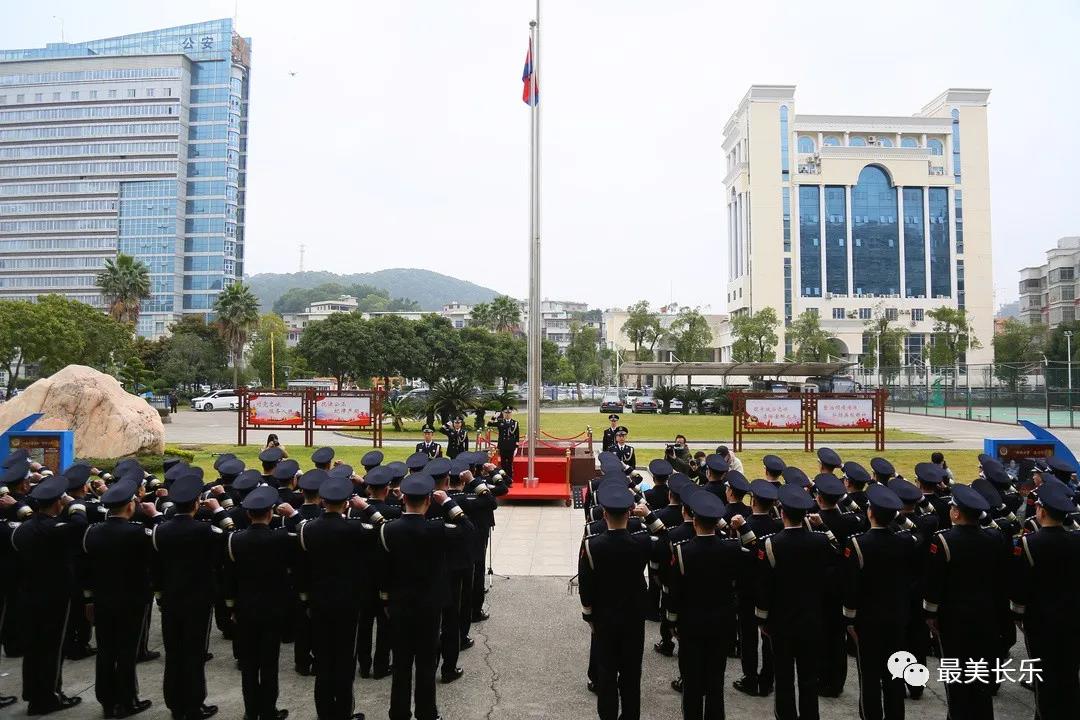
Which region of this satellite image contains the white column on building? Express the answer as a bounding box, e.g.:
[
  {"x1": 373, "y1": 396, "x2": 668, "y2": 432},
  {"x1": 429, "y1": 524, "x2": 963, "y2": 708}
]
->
[
  {"x1": 845, "y1": 185, "x2": 854, "y2": 295},
  {"x1": 897, "y1": 183, "x2": 906, "y2": 297},
  {"x1": 923, "y1": 186, "x2": 932, "y2": 299}
]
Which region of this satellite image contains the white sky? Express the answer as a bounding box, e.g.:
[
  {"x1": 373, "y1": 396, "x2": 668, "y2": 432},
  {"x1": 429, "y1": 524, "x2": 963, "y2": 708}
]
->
[{"x1": 3, "y1": 0, "x2": 1079, "y2": 312}]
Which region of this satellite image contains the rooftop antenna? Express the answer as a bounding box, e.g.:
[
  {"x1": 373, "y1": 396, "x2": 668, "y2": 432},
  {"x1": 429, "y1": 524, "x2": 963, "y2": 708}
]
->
[
  {"x1": 52, "y1": 15, "x2": 65, "y2": 43},
  {"x1": 299, "y1": 243, "x2": 306, "y2": 273}
]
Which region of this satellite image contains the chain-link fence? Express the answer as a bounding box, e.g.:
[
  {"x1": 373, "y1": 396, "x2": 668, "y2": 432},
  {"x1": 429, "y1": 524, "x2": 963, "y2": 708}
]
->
[{"x1": 850, "y1": 362, "x2": 1080, "y2": 428}]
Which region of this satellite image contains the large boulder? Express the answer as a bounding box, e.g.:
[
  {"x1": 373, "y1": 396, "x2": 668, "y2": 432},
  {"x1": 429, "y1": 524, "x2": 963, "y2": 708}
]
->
[{"x1": 0, "y1": 365, "x2": 164, "y2": 458}]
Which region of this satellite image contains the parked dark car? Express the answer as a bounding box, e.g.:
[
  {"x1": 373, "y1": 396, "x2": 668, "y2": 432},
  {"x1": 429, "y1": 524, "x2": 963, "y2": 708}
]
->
[
  {"x1": 599, "y1": 395, "x2": 624, "y2": 413},
  {"x1": 632, "y1": 397, "x2": 659, "y2": 414}
]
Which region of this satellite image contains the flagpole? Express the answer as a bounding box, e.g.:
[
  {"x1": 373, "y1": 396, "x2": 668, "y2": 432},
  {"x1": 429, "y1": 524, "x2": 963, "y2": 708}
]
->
[{"x1": 526, "y1": 3, "x2": 542, "y2": 486}]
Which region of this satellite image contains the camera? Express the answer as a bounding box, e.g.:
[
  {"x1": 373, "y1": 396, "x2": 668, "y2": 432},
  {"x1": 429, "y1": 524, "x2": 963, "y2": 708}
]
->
[{"x1": 666, "y1": 443, "x2": 690, "y2": 461}]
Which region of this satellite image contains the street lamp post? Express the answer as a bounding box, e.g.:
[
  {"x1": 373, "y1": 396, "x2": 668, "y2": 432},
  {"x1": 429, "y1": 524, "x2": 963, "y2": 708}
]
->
[{"x1": 1066, "y1": 330, "x2": 1073, "y2": 426}]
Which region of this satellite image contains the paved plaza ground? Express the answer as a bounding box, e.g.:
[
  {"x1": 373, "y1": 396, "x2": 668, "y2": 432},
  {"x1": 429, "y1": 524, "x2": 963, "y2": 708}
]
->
[{"x1": 0, "y1": 563, "x2": 1037, "y2": 719}]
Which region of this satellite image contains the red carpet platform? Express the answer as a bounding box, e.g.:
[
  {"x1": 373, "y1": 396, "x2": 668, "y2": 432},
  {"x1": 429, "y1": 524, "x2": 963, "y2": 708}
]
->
[{"x1": 500, "y1": 454, "x2": 572, "y2": 505}]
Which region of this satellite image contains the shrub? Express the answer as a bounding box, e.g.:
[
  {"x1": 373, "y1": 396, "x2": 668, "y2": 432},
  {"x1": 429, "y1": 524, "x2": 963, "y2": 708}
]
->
[{"x1": 76, "y1": 445, "x2": 196, "y2": 474}]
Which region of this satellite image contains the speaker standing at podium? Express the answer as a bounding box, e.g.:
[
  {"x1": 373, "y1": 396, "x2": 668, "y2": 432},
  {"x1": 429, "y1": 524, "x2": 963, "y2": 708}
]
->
[{"x1": 487, "y1": 407, "x2": 520, "y2": 485}]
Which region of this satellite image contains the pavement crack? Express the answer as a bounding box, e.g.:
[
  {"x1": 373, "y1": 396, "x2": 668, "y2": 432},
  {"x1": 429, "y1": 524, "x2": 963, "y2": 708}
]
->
[{"x1": 476, "y1": 582, "x2": 502, "y2": 720}]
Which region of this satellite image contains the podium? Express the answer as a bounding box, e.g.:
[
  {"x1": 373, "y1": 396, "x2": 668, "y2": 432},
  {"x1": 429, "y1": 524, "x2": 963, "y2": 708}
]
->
[{"x1": 502, "y1": 452, "x2": 572, "y2": 505}]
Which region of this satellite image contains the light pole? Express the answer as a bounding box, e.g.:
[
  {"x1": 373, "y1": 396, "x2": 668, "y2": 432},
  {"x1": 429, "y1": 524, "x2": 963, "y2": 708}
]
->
[{"x1": 1066, "y1": 330, "x2": 1073, "y2": 425}]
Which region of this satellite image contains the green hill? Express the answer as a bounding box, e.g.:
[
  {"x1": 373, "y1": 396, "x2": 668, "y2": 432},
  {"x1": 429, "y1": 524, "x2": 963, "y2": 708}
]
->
[{"x1": 245, "y1": 269, "x2": 506, "y2": 312}]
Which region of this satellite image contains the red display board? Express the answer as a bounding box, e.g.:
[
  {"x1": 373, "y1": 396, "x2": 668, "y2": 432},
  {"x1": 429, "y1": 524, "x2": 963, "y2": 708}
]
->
[
  {"x1": 732, "y1": 390, "x2": 886, "y2": 452},
  {"x1": 237, "y1": 388, "x2": 383, "y2": 447}
]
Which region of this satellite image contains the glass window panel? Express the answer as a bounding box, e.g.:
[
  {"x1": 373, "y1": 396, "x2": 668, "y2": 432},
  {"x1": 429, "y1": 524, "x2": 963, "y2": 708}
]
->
[
  {"x1": 929, "y1": 187, "x2": 951, "y2": 298},
  {"x1": 851, "y1": 166, "x2": 899, "y2": 296},
  {"x1": 799, "y1": 185, "x2": 821, "y2": 297},
  {"x1": 825, "y1": 186, "x2": 848, "y2": 295},
  {"x1": 903, "y1": 188, "x2": 926, "y2": 297}
]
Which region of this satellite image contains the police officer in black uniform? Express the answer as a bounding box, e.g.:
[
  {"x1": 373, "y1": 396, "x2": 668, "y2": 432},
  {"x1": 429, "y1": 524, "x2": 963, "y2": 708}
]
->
[
  {"x1": 763, "y1": 454, "x2": 786, "y2": 486},
  {"x1": 415, "y1": 427, "x2": 443, "y2": 460},
  {"x1": 379, "y1": 473, "x2": 475, "y2": 720},
  {"x1": 61, "y1": 463, "x2": 102, "y2": 661},
  {"x1": 600, "y1": 414, "x2": 620, "y2": 453},
  {"x1": 258, "y1": 446, "x2": 285, "y2": 487},
  {"x1": 1010, "y1": 480, "x2": 1080, "y2": 720},
  {"x1": 923, "y1": 484, "x2": 1009, "y2": 720},
  {"x1": 224, "y1": 485, "x2": 298, "y2": 720},
  {"x1": 701, "y1": 455, "x2": 728, "y2": 498},
  {"x1": 755, "y1": 484, "x2": 836, "y2": 720},
  {"x1": 295, "y1": 472, "x2": 384, "y2": 720},
  {"x1": 3, "y1": 473, "x2": 88, "y2": 714},
  {"x1": 487, "y1": 407, "x2": 520, "y2": 483},
  {"x1": 355, "y1": 467, "x2": 397, "y2": 680},
  {"x1": 463, "y1": 452, "x2": 506, "y2": 623},
  {"x1": 439, "y1": 417, "x2": 469, "y2": 459},
  {"x1": 311, "y1": 447, "x2": 334, "y2": 471},
  {"x1": 612, "y1": 428, "x2": 636, "y2": 474},
  {"x1": 446, "y1": 457, "x2": 496, "y2": 650},
  {"x1": 915, "y1": 462, "x2": 952, "y2": 530},
  {"x1": 578, "y1": 482, "x2": 655, "y2": 720},
  {"x1": 151, "y1": 471, "x2": 229, "y2": 720},
  {"x1": 82, "y1": 478, "x2": 160, "y2": 718},
  {"x1": 842, "y1": 484, "x2": 919, "y2": 720},
  {"x1": 666, "y1": 487, "x2": 753, "y2": 720}
]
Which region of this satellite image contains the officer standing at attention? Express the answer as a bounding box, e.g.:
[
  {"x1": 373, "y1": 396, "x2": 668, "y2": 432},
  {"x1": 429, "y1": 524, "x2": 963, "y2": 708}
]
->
[
  {"x1": 311, "y1": 447, "x2": 335, "y2": 471},
  {"x1": 578, "y1": 483, "x2": 655, "y2": 720},
  {"x1": 151, "y1": 472, "x2": 228, "y2": 720},
  {"x1": 62, "y1": 463, "x2": 102, "y2": 661},
  {"x1": 463, "y1": 451, "x2": 506, "y2": 624},
  {"x1": 439, "y1": 416, "x2": 469, "y2": 459},
  {"x1": 2, "y1": 473, "x2": 88, "y2": 714},
  {"x1": 224, "y1": 485, "x2": 298, "y2": 720},
  {"x1": 355, "y1": 467, "x2": 397, "y2": 681},
  {"x1": 915, "y1": 462, "x2": 953, "y2": 529},
  {"x1": 1009, "y1": 480, "x2": 1080, "y2": 720},
  {"x1": 841, "y1": 484, "x2": 918, "y2": 720},
  {"x1": 258, "y1": 446, "x2": 285, "y2": 487},
  {"x1": 666, "y1": 489, "x2": 753, "y2": 720},
  {"x1": 612, "y1": 428, "x2": 636, "y2": 474},
  {"x1": 601, "y1": 414, "x2": 620, "y2": 453},
  {"x1": 488, "y1": 406, "x2": 520, "y2": 484},
  {"x1": 81, "y1": 479, "x2": 160, "y2": 719},
  {"x1": 379, "y1": 473, "x2": 475, "y2": 720},
  {"x1": 416, "y1": 427, "x2": 443, "y2": 459},
  {"x1": 755, "y1": 485, "x2": 835, "y2": 720},
  {"x1": 923, "y1": 484, "x2": 1008, "y2": 720},
  {"x1": 817, "y1": 447, "x2": 843, "y2": 477},
  {"x1": 643, "y1": 459, "x2": 672, "y2": 510},
  {"x1": 295, "y1": 472, "x2": 384, "y2": 720}
]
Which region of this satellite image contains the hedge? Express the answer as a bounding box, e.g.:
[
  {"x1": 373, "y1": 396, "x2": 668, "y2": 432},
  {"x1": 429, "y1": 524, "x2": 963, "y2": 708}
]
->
[{"x1": 75, "y1": 445, "x2": 196, "y2": 474}]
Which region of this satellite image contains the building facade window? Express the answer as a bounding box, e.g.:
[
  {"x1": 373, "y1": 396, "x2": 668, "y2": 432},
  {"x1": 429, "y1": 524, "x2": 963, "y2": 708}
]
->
[
  {"x1": 799, "y1": 185, "x2": 821, "y2": 296},
  {"x1": 954, "y1": 189, "x2": 964, "y2": 254},
  {"x1": 903, "y1": 187, "x2": 926, "y2": 297},
  {"x1": 901, "y1": 137, "x2": 918, "y2": 148},
  {"x1": 851, "y1": 165, "x2": 899, "y2": 296},
  {"x1": 779, "y1": 105, "x2": 790, "y2": 180},
  {"x1": 929, "y1": 187, "x2": 951, "y2": 298},
  {"x1": 782, "y1": 187, "x2": 791, "y2": 252},
  {"x1": 798, "y1": 136, "x2": 815, "y2": 153},
  {"x1": 832, "y1": 307, "x2": 845, "y2": 320},
  {"x1": 951, "y1": 108, "x2": 962, "y2": 183},
  {"x1": 879, "y1": 138, "x2": 894, "y2": 147},
  {"x1": 825, "y1": 186, "x2": 848, "y2": 295},
  {"x1": 905, "y1": 333, "x2": 925, "y2": 363},
  {"x1": 823, "y1": 136, "x2": 841, "y2": 147},
  {"x1": 957, "y1": 259, "x2": 965, "y2": 309},
  {"x1": 784, "y1": 258, "x2": 792, "y2": 326},
  {"x1": 912, "y1": 308, "x2": 924, "y2": 321},
  {"x1": 859, "y1": 307, "x2": 871, "y2": 320},
  {"x1": 928, "y1": 138, "x2": 943, "y2": 155},
  {"x1": 885, "y1": 308, "x2": 898, "y2": 321},
  {"x1": 849, "y1": 136, "x2": 867, "y2": 147}
]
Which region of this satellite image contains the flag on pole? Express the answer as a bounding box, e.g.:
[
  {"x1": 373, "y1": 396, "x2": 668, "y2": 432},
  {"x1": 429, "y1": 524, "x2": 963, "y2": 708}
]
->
[{"x1": 521, "y1": 38, "x2": 539, "y2": 106}]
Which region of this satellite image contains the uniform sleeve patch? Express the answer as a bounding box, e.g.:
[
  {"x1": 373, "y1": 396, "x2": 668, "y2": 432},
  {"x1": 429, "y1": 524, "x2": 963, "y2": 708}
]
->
[
  {"x1": 843, "y1": 546, "x2": 851, "y2": 558},
  {"x1": 929, "y1": 542, "x2": 938, "y2": 554}
]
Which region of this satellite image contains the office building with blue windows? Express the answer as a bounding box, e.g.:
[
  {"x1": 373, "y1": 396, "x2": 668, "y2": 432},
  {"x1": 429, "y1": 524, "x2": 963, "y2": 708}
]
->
[
  {"x1": 721, "y1": 86, "x2": 993, "y2": 365},
  {"x1": 0, "y1": 19, "x2": 251, "y2": 337}
]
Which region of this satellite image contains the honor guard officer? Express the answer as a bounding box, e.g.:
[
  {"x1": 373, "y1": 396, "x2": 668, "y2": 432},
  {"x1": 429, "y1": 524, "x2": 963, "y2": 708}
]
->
[
  {"x1": 1010, "y1": 480, "x2": 1080, "y2": 720},
  {"x1": 3, "y1": 474, "x2": 89, "y2": 715},
  {"x1": 839, "y1": 462, "x2": 871, "y2": 513},
  {"x1": 289, "y1": 470, "x2": 325, "y2": 677},
  {"x1": 601, "y1": 415, "x2": 620, "y2": 453},
  {"x1": 356, "y1": 466, "x2": 396, "y2": 681},
  {"x1": 781, "y1": 467, "x2": 811, "y2": 493},
  {"x1": 653, "y1": 472, "x2": 691, "y2": 530},
  {"x1": 227, "y1": 470, "x2": 265, "y2": 531},
  {"x1": 612, "y1": 428, "x2": 636, "y2": 474},
  {"x1": 653, "y1": 478, "x2": 700, "y2": 657},
  {"x1": 273, "y1": 459, "x2": 303, "y2": 508},
  {"x1": 224, "y1": 485, "x2": 298, "y2": 720},
  {"x1": 763, "y1": 455, "x2": 786, "y2": 486},
  {"x1": 817, "y1": 447, "x2": 842, "y2": 476},
  {"x1": 488, "y1": 407, "x2": 520, "y2": 483},
  {"x1": 733, "y1": 479, "x2": 783, "y2": 698},
  {"x1": 296, "y1": 472, "x2": 383, "y2": 720},
  {"x1": 406, "y1": 452, "x2": 431, "y2": 475},
  {"x1": 870, "y1": 457, "x2": 895, "y2": 485},
  {"x1": 923, "y1": 484, "x2": 1008, "y2": 720},
  {"x1": 416, "y1": 427, "x2": 443, "y2": 460},
  {"x1": 462, "y1": 451, "x2": 506, "y2": 623},
  {"x1": 447, "y1": 458, "x2": 496, "y2": 651},
  {"x1": 258, "y1": 446, "x2": 285, "y2": 487},
  {"x1": 720, "y1": 471, "x2": 752, "y2": 527},
  {"x1": 379, "y1": 473, "x2": 475, "y2": 720},
  {"x1": 915, "y1": 462, "x2": 952, "y2": 529},
  {"x1": 361, "y1": 451, "x2": 384, "y2": 473},
  {"x1": 702, "y1": 455, "x2": 728, "y2": 498},
  {"x1": 667, "y1": 488, "x2": 752, "y2": 720},
  {"x1": 755, "y1": 485, "x2": 836, "y2": 720},
  {"x1": 213, "y1": 457, "x2": 245, "y2": 510},
  {"x1": 578, "y1": 483, "x2": 654, "y2": 720},
  {"x1": 842, "y1": 484, "x2": 918, "y2": 720},
  {"x1": 644, "y1": 459, "x2": 672, "y2": 510},
  {"x1": 151, "y1": 472, "x2": 228, "y2": 720},
  {"x1": 439, "y1": 417, "x2": 469, "y2": 459},
  {"x1": 311, "y1": 447, "x2": 335, "y2": 471},
  {"x1": 82, "y1": 479, "x2": 159, "y2": 719},
  {"x1": 980, "y1": 458, "x2": 1022, "y2": 515},
  {"x1": 61, "y1": 464, "x2": 101, "y2": 661}
]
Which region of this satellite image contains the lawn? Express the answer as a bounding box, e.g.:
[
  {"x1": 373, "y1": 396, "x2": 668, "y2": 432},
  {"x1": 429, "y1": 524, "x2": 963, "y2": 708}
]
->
[
  {"x1": 346, "y1": 411, "x2": 939, "y2": 444},
  {"x1": 174, "y1": 444, "x2": 981, "y2": 486}
]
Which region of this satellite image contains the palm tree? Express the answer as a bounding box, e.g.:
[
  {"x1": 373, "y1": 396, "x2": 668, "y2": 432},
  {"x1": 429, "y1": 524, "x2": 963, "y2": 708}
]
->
[
  {"x1": 383, "y1": 396, "x2": 418, "y2": 432},
  {"x1": 653, "y1": 384, "x2": 679, "y2": 415},
  {"x1": 427, "y1": 378, "x2": 477, "y2": 426},
  {"x1": 490, "y1": 295, "x2": 522, "y2": 333},
  {"x1": 213, "y1": 282, "x2": 260, "y2": 388},
  {"x1": 96, "y1": 253, "x2": 151, "y2": 324}
]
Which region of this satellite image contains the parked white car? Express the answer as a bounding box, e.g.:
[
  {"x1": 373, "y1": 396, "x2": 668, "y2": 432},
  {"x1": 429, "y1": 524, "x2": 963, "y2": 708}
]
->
[{"x1": 191, "y1": 388, "x2": 240, "y2": 411}]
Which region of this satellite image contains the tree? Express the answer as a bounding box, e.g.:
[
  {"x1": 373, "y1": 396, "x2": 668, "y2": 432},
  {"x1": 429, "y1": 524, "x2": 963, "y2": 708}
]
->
[
  {"x1": 295, "y1": 313, "x2": 372, "y2": 389},
  {"x1": 621, "y1": 301, "x2": 662, "y2": 388},
  {"x1": 489, "y1": 295, "x2": 522, "y2": 333},
  {"x1": 158, "y1": 335, "x2": 225, "y2": 392},
  {"x1": 927, "y1": 307, "x2": 982, "y2": 389},
  {"x1": 248, "y1": 313, "x2": 292, "y2": 388},
  {"x1": 412, "y1": 314, "x2": 463, "y2": 388},
  {"x1": 541, "y1": 339, "x2": 561, "y2": 384},
  {"x1": 1043, "y1": 321, "x2": 1080, "y2": 389},
  {"x1": 214, "y1": 283, "x2": 261, "y2": 387},
  {"x1": 653, "y1": 384, "x2": 679, "y2": 415},
  {"x1": 861, "y1": 315, "x2": 908, "y2": 384},
  {"x1": 427, "y1": 378, "x2": 477, "y2": 426},
  {"x1": 788, "y1": 311, "x2": 837, "y2": 362},
  {"x1": 96, "y1": 253, "x2": 151, "y2": 324},
  {"x1": 993, "y1": 319, "x2": 1044, "y2": 392},
  {"x1": 469, "y1": 302, "x2": 493, "y2": 331},
  {"x1": 666, "y1": 308, "x2": 714, "y2": 389},
  {"x1": 731, "y1": 308, "x2": 780, "y2": 363},
  {"x1": 272, "y1": 282, "x2": 418, "y2": 314},
  {"x1": 368, "y1": 314, "x2": 420, "y2": 388},
  {"x1": 119, "y1": 356, "x2": 150, "y2": 394},
  {"x1": 565, "y1": 322, "x2": 603, "y2": 398}
]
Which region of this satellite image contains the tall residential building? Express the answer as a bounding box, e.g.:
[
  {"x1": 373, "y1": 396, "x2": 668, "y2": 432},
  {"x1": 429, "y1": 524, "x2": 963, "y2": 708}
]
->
[
  {"x1": 0, "y1": 19, "x2": 251, "y2": 337},
  {"x1": 722, "y1": 86, "x2": 993, "y2": 365},
  {"x1": 1018, "y1": 237, "x2": 1080, "y2": 328}
]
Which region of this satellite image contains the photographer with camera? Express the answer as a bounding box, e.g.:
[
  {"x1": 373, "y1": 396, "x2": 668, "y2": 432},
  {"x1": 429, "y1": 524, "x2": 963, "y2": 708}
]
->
[{"x1": 664, "y1": 435, "x2": 695, "y2": 477}]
